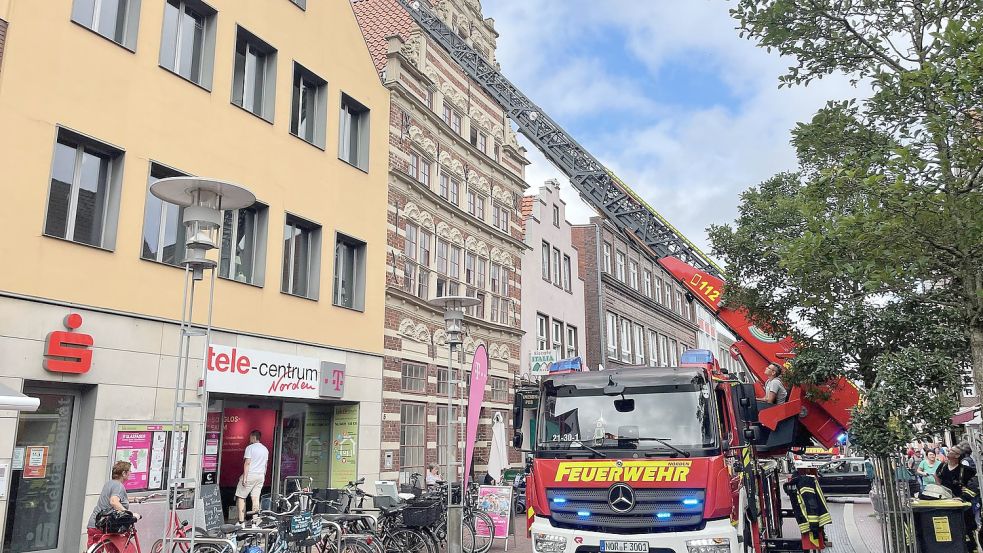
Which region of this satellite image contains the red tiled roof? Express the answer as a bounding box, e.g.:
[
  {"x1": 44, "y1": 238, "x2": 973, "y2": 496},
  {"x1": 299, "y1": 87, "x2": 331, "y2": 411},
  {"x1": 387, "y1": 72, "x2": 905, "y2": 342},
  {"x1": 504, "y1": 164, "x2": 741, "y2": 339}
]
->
[
  {"x1": 351, "y1": 0, "x2": 417, "y2": 72},
  {"x1": 519, "y1": 195, "x2": 535, "y2": 237}
]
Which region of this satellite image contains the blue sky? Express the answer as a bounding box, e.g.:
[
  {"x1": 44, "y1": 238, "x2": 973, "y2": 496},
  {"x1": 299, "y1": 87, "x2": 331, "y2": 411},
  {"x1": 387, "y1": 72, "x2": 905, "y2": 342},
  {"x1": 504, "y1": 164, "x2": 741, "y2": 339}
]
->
[{"x1": 482, "y1": 0, "x2": 863, "y2": 256}]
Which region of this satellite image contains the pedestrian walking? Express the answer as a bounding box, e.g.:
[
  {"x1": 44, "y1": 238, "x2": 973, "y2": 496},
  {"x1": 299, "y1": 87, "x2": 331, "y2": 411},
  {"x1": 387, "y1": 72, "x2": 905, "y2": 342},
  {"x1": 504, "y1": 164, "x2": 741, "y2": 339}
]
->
[
  {"x1": 917, "y1": 450, "x2": 941, "y2": 487},
  {"x1": 236, "y1": 430, "x2": 269, "y2": 523}
]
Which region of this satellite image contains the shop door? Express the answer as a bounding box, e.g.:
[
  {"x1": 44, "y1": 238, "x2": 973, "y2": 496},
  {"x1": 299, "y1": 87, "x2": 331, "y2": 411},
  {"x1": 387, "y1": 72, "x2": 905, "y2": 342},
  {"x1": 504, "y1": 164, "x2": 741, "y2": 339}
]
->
[{"x1": 2, "y1": 391, "x2": 79, "y2": 553}]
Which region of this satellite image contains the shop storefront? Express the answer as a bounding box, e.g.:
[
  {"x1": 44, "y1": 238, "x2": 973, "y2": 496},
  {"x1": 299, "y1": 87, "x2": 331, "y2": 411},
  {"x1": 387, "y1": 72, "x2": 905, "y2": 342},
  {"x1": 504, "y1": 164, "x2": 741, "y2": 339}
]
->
[{"x1": 0, "y1": 297, "x2": 383, "y2": 553}]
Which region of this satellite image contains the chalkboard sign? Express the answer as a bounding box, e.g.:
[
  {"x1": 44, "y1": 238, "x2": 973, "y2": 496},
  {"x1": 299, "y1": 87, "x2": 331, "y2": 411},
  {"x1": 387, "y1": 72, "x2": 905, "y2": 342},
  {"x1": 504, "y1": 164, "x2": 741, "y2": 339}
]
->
[{"x1": 200, "y1": 484, "x2": 224, "y2": 530}]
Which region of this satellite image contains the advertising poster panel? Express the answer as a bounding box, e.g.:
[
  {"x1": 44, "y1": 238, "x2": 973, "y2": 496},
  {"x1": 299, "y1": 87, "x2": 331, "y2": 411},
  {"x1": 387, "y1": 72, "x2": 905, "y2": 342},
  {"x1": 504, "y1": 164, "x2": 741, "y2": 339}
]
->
[
  {"x1": 476, "y1": 485, "x2": 513, "y2": 538},
  {"x1": 304, "y1": 409, "x2": 332, "y2": 487},
  {"x1": 464, "y1": 345, "x2": 489, "y2": 488},
  {"x1": 111, "y1": 423, "x2": 189, "y2": 492},
  {"x1": 202, "y1": 411, "x2": 222, "y2": 485},
  {"x1": 220, "y1": 408, "x2": 276, "y2": 487},
  {"x1": 22, "y1": 446, "x2": 48, "y2": 479},
  {"x1": 329, "y1": 405, "x2": 359, "y2": 488}
]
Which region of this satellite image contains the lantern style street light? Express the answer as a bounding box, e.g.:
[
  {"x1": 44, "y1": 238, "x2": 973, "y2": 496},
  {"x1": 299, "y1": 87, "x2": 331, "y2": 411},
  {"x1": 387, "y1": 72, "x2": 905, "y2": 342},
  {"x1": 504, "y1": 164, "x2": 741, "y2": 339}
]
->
[
  {"x1": 429, "y1": 295, "x2": 479, "y2": 553},
  {"x1": 151, "y1": 177, "x2": 255, "y2": 552}
]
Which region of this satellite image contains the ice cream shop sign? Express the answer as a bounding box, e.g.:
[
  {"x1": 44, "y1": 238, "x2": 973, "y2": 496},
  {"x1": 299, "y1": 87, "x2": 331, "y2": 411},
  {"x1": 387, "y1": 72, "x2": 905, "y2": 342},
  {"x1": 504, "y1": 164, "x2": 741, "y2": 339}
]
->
[{"x1": 206, "y1": 345, "x2": 345, "y2": 400}]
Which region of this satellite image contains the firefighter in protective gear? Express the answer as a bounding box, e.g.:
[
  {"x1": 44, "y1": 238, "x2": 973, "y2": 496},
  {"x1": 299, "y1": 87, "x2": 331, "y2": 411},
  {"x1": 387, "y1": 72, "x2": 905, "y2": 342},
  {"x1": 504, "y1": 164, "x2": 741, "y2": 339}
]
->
[
  {"x1": 935, "y1": 445, "x2": 979, "y2": 552},
  {"x1": 783, "y1": 473, "x2": 832, "y2": 550}
]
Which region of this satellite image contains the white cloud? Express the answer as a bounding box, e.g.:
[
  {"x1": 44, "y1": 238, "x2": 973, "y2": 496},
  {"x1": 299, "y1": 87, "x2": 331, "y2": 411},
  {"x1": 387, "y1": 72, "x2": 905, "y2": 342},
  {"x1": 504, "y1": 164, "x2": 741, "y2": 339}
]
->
[{"x1": 483, "y1": 0, "x2": 867, "y2": 257}]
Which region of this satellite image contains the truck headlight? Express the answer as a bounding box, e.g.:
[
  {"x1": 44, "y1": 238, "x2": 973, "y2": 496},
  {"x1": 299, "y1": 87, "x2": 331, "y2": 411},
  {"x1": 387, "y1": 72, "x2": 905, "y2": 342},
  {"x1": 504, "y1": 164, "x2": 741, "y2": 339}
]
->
[
  {"x1": 686, "y1": 538, "x2": 731, "y2": 553},
  {"x1": 533, "y1": 533, "x2": 567, "y2": 553}
]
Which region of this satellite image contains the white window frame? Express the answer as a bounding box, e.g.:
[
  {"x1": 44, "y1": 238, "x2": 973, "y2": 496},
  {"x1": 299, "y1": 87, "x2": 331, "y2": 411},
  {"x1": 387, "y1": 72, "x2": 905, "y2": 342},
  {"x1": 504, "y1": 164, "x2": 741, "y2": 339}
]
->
[
  {"x1": 159, "y1": 0, "x2": 216, "y2": 88},
  {"x1": 603, "y1": 242, "x2": 612, "y2": 273},
  {"x1": 659, "y1": 335, "x2": 669, "y2": 367},
  {"x1": 339, "y1": 92, "x2": 371, "y2": 170},
  {"x1": 562, "y1": 254, "x2": 572, "y2": 292},
  {"x1": 219, "y1": 202, "x2": 266, "y2": 285},
  {"x1": 632, "y1": 323, "x2": 645, "y2": 365},
  {"x1": 401, "y1": 362, "x2": 427, "y2": 392},
  {"x1": 565, "y1": 325, "x2": 577, "y2": 358},
  {"x1": 282, "y1": 214, "x2": 320, "y2": 299},
  {"x1": 616, "y1": 251, "x2": 626, "y2": 282},
  {"x1": 606, "y1": 312, "x2": 618, "y2": 359},
  {"x1": 643, "y1": 270, "x2": 652, "y2": 297},
  {"x1": 552, "y1": 319, "x2": 564, "y2": 354},
  {"x1": 537, "y1": 314, "x2": 549, "y2": 350},
  {"x1": 552, "y1": 247, "x2": 561, "y2": 286},
  {"x1": 620, "y1": 318, "x2": 632, "y2": 362},
  {"x1": 333, "y1": 232, "x2": 366, "y2": 310},
  {"x1": 665, "y1": 282, "x2": 673, "y2": 310},
  {"x1": 628, "y1": 260, "x2": 639, "y2": 289},
  {"x1": 647, "y1": 330, "x2": 659, "y2": 367},
  {"x1": 71, "y1": 0, "x2": 141, "y2": 50},
  {"x1": 290, "y1": 63, "x2": 328, "y2": 148}
]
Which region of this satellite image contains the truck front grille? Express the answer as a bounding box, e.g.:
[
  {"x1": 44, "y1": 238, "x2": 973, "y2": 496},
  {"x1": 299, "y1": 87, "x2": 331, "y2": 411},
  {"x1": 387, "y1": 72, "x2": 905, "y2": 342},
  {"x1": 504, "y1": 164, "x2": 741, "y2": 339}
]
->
[{"x1": 546, "y1": 487, "x2": 706, "y2": 534}]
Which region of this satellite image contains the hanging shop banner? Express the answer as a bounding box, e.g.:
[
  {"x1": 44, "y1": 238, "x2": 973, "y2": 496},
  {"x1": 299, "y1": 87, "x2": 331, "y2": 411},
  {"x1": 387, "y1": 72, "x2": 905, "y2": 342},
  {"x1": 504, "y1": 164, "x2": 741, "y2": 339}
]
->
[
  {"x1": 529, "y1": 350, "x2": 557, "y2": 377},
  {"x1": 464, "y1": 345, "x2": 490, "y2": 488},
  {"x1": 329, "y1": 405, "x2": 360, "y2": 488},
  {"x1": 202, "y1": 412, "x2": 222, "y2": 485},
  {"x1": 220, "y1": 408, "x2": 277, "y2": 487},
  {"x1": 23, "y1": 446, "x2": 48, "y2": 479},
  {"x1": 476, "y1": 485, "x2": 513, "y2": 538},
  {"x1": 112, "y1": 422, "x2": 189, "y2": 492},
  {"x1": 206, "y1": 345, "x2": 321, "y2": 399}
]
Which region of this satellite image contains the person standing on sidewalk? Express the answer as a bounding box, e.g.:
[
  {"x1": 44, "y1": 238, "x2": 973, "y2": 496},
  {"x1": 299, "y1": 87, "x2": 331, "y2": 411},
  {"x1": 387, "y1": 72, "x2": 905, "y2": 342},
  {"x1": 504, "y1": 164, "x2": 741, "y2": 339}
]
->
[
  {"x1": 917, "y1": 450, "x2": 940, "y2": 488},
  {"x1": 236, "y1": 430, "x2": 269, "y2": 523}
]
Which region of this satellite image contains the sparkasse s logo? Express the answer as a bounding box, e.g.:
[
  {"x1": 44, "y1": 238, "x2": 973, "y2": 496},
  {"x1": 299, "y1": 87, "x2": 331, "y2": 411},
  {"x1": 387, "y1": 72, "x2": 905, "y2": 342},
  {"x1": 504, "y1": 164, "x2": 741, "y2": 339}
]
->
[{"x1": 43, "y1": 313, "x2": 94, "y2": 374}]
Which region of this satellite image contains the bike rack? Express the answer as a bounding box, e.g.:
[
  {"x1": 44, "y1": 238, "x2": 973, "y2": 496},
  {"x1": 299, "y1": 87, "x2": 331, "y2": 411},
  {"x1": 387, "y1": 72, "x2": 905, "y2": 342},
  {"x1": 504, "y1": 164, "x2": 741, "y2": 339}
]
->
[{"x1": 170, "y1": 537, "x2": 237, "y2": 550}]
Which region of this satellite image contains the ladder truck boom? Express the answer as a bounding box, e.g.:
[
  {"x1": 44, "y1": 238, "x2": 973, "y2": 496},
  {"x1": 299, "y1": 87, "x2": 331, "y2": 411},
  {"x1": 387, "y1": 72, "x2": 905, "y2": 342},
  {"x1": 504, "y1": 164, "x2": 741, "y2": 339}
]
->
[{"x1": 394, "y1": 0, "x2": 858, "y2": 449}]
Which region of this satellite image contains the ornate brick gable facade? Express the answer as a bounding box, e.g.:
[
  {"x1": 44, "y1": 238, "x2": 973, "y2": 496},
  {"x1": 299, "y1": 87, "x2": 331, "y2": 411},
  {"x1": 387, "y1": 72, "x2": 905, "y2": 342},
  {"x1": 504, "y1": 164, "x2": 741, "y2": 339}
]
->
[{"x1": 353, "y1": 0, "x2": 527, "y2": 480}]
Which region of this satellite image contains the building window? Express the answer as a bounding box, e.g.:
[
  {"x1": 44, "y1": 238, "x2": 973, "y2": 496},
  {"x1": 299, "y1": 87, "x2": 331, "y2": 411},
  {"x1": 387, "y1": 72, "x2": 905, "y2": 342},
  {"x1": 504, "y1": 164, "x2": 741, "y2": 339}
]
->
[
  {"x1": 647, "y1": 330, "x2": 659, "y2": 367},
  {"x1": 45, "y1": 128, "x2": 123, "y2": 249},
  {"x1": 140, "y1": 163, "x2": 186, "y2": 265},
  {"x1": 676, "y1": 291, "x2": 685, "y2": 316},
  {"x1": 401, "y1": 362, "x2": 426, "y2": 392},
  {"x1": 71, "y1": 0, "x2": 140, "y2": 49},
  {"x1": 333, "y1": 233, "x2": 366, "y2": 310},
  {"x1": 655, "y1": 277, "x2": 664, "y2": 304},
  {"x1": 620, "y1": 318, "x2": 632, "y2": 362},
  {"x1": 541, "y1": 241, "x2": 550, "y2": 281},
  {"x1": 659, "y1": 335, "x2": 669, "y2": 367},
  {"x1": 606, "y1": 312, "x2": 618, "y2": 359},
  {"x1": 551, "y1": 248, "x2": 561, "y2": 287},
  {"x1": 467, "y1": 190, "x2": 485, "y2": 220},
  {"x1": 664, "y1": 282, "x2": 673, "y2": 310},
  {"x1": 436, "y1": 405, "x2": 458, "y2": 469},
  {"x1": 493, "y1": 143, "x2": 500, "y2": 162},
  {"x1": 399, "y1": 403, "x2": 425, "y2": 478},
  {"x1": 642, "y1": 270, "x2": 652, "y2": 297},
  {"x1": 491, "y1": 377, "x2": 508, "y2": 402},
  {"x1": 281, "y1": 214, "x2": 320, "y2": 299},
  {"x1": 628, "y1": 260, "x2": 639, "y2": 289},
  {"x1": 290, "y1": 63, "x2": 328, "y2": 148},
  {"x1": 409, "y1": 151, "x2": 432, "y2": 186},
  {"x1": 470, "y1": 127, "x2": 488, "y2": 154},
  {"x1": 424, "y1": 88, "x2": 434, "y2": 110},
  {"x1": 669, "y1": 340, "x2": 679, "y2": 365},
  {"x1": 220, "y1": 202, "x2": 267, "y2": 285},
  {"x1": 232, "y1": 26, "x2": 277, "y2": 121},
  {"x1": 683, "y1": 295, "x2": 692, "y2": 320},
  {"x1": 565, "y1": 326, "x2": 577, "y2": 358},
  {"x1": 551, "y1": 204, "x2": 560, "y2": 227},
  {"x1": 603, "y1": 242, "x2": 612, "y2": 273},
  {"x1": 436, "y1": 240, "x2": 448, "y2": 275},
  {"x1": 615, "y1": 251, "x2": 626, "y2": 282},
  {"x1": 339, "y1": 93, "x2": 370, "y2": 171},
  {"x1": 439, "y1": 172, "x2": 460, "y2": 205},
  {"x1": 562, "y1": 255, "x2": 572, "y2": 292},
  {"x1": 633, "y1": 324, "x2": 645, "y2": 365},
  {"x1": 493, "y1": 204, "x2": 510, "y2": 232},
  {"x1": 159, "y1": 0, "x2": 216, "y2": 88},
  {"x1": 537, "y1": 314, "x2": 548, "y2": 350},
  {"x1": 437, "y1": 368, "x2": 460, "y2": 396},
  {"x1": 449, "y1": 245, "x2": 461, "y2": 280},
  {"x1": 552, "y1": 319, "x2": 563, "y2": 354}
]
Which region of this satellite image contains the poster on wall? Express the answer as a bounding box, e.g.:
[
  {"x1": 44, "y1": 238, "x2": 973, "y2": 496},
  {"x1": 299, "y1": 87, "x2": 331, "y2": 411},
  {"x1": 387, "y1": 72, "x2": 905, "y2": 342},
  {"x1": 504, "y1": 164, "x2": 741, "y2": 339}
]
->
[
  {"x1": 329, "y1": 405, "x2": 359, "y2": 488},
  {"x1": 23, "y1": 446, "x2": 48, "y2": 479},
  {"x1": 112, "y1": 423, "x2": 189, "y2": 492},
  {"x1": 476, "y1": 486, "x2": 513, "y2": 538},
  {"x1": 202, "y1": 412, "x2": 222, "y2": 485},
  {"x1": 304, "y1": 409, "x2": 332, "y2": 487},
  {"x1": 220, "y1": 408, "x2": 277, "y2": 487}
]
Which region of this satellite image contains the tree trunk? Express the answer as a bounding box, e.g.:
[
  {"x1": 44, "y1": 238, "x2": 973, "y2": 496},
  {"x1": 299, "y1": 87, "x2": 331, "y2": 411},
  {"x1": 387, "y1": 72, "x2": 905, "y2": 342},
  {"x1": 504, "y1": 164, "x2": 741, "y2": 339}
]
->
[{"x1": 972, "y1": 327, "x2": 983, "y2": 404}]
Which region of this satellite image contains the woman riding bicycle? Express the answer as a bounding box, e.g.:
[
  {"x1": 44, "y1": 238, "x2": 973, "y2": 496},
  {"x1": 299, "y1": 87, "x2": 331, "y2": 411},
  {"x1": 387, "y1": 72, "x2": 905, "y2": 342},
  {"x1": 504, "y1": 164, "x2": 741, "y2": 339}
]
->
[{"x1": 86, "y1": 461, "x2": 142, "y2": 547}]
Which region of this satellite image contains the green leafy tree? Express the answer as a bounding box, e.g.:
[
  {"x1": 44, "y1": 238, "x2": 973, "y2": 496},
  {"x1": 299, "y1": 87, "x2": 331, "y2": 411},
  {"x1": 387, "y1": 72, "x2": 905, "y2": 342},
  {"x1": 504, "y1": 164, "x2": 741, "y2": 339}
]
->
[{"x1": 716, "y1": 1, "x2": 983, "y2": 455}]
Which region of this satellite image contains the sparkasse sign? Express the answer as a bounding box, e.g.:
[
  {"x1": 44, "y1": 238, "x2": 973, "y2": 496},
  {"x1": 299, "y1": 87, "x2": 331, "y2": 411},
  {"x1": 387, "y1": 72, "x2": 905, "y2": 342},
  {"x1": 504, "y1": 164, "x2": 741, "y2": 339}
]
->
[{"x1": 206, "y1": 345, "x2": 321, "y2": 399}]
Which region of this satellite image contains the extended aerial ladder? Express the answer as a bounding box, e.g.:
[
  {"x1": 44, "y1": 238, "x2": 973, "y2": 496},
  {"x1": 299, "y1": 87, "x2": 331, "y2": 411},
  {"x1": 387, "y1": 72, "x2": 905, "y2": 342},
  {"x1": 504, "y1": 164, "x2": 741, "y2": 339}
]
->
[{"x1": 394, "y1": 0, "x2": 858, "y2": 450}]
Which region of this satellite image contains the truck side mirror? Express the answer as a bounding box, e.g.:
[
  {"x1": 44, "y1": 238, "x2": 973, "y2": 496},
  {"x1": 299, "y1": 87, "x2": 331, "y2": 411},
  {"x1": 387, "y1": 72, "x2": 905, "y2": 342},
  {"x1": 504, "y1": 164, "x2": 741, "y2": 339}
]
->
[
  {"x1": 513, "y1": 392, "x2": 524, "y2": 428},
  {"x1": 744, "y1": 427, "x2": 759, "y2": 444},
  {"x1": 513, "y1": 431, "x2": 523, "y2": 449}
]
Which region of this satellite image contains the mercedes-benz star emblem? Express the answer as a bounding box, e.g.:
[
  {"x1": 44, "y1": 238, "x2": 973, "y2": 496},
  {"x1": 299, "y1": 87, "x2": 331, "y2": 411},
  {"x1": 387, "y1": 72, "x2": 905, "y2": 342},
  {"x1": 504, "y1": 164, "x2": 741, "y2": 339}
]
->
[{"x1": 608, "y1": 483, "x2": 636, "y2": 513}]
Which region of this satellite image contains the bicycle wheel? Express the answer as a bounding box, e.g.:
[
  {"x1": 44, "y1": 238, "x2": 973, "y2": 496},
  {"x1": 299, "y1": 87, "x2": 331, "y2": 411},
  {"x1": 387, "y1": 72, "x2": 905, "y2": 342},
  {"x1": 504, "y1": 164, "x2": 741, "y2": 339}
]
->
[
  {"x1": 341, "y1": 536, "x2": 382, "y2": 553},
  {"x1": 191, "y1": 544, "x2": 230, "y2": 553},
  {"x1": 460, "y1": 521, "x2": 479, "y2": 553},
  {"x1": 87, "y1": 541, "x2": 116, "y2": 553},
  {"x1": 382, "y1": 528, "x2": 435, "y2": 553},
  {"x1": 469, "y1": 511, "x2": 495, "y2": 553}
]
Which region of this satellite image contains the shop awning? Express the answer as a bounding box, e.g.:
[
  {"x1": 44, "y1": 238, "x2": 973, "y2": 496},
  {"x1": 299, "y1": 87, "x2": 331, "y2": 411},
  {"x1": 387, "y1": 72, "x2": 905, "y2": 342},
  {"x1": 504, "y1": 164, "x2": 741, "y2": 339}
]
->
[
  {"x1": 0, "y1": 383, "x2": 40, "y2": 412},
  {"x1": 952, "y1": 404, "x2": 979, "y2": 425}
]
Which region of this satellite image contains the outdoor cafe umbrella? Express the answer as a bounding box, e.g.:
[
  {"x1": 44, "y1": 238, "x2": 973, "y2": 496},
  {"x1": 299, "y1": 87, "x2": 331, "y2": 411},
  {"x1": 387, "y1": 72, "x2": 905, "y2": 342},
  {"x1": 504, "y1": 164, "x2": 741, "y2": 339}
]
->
[{"x1": 487, "y1": 411, "x2": 509, "y2": 483}]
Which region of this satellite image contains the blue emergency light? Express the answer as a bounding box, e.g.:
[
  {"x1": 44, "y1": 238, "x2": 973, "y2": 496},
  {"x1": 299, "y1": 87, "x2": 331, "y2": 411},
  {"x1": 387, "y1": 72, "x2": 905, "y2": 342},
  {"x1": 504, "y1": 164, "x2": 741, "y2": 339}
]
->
[
  {"x1": 656, "y1": 512, "x2": 672, "y2": 519},
  {"x1": 680, "y1": 349, "x2": 714, "y2": 365}
]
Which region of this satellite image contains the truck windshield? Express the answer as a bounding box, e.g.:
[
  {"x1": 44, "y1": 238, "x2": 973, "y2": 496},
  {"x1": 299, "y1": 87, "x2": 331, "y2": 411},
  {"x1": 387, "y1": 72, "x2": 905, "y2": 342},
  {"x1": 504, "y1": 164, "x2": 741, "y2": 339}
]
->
[{"x1": 538, "y1": 381, "x2": 719, "y2": 455}]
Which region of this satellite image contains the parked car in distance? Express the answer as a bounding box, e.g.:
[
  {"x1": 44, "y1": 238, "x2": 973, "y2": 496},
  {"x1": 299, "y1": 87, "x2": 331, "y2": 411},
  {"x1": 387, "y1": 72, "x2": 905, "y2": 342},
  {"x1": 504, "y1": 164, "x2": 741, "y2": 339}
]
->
[
  {"x1": 792, "y1": 446, "x2": 844, "y2": 471},
  {"x1": 816, "y1": 457, "x2": 872, "y2": 495}
]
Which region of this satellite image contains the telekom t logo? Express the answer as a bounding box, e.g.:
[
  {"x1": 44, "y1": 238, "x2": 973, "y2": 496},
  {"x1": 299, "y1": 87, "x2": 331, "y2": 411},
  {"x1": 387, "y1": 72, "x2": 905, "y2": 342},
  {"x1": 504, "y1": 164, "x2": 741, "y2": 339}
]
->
[
  {"x1": 330, "y1": 369, "x2": 345, "y2": 392},
  {"x1": 43, "y1": 314, "x2": 94, "y2": 374}
]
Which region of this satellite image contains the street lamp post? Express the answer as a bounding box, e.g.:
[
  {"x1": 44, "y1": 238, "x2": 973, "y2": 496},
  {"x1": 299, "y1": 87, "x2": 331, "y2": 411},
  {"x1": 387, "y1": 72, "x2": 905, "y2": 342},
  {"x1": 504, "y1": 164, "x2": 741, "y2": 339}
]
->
[
  {"x1": 150, "y1": 177, "x2": 255, "y2": 553},
  {"x1": 429, "y1": 295, "x2": 479, "y2": 553}
]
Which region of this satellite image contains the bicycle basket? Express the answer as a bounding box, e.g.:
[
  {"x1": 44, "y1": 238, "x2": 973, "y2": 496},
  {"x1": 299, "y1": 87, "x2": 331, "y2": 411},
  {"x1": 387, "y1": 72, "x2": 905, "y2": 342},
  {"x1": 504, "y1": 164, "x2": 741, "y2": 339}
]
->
[
  {"x1": 95, "y1": 510, "x2": 138, "y2": 534},
  {"x1": 401, "y1": 500, "x2": 441, "y2": 528},
  {"x1": 287, "y1": 512, "x2": 312, "y2": 542}
]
